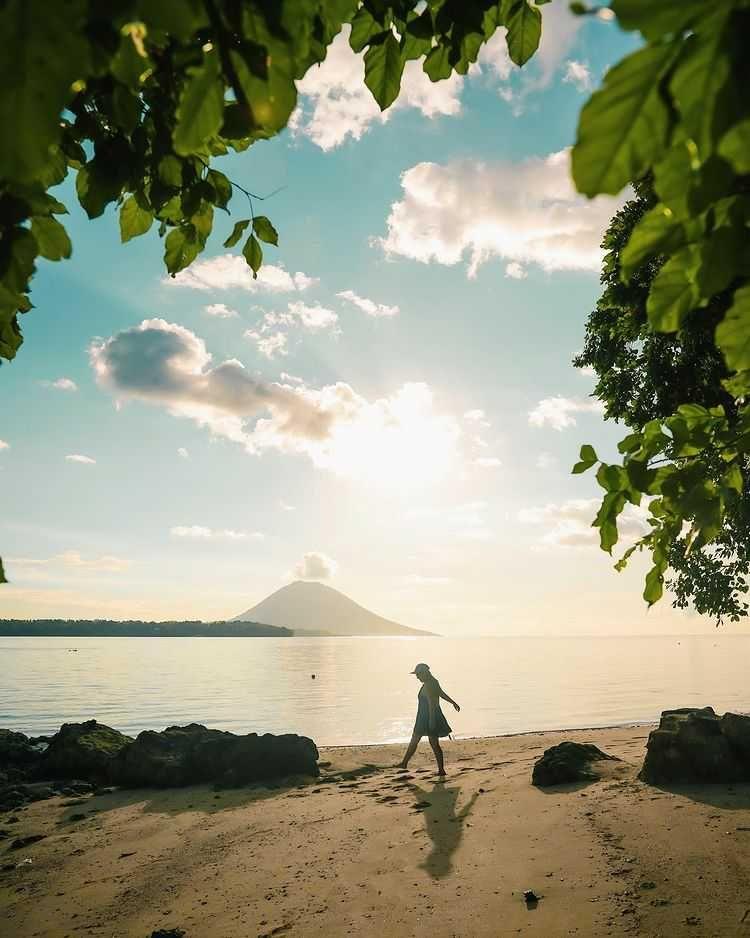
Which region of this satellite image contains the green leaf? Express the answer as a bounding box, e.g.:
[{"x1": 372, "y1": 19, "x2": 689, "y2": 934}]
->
[
  {"x1": 230, "y1": 41, "x2": 297, "y2": 135},
  {"x1": 723, "y1": 463, "x2": 743, "y2": 494},
  {"x1": 611, "y1": 0, "x2": 711, "y2": 41},
  {"x1": 223, "y1": 219, "x2": 251, "y2": 249},
  {"x1": 207, "y1": 170, "x2": 232, "y2": 210},
  {"x1": 572, "y1": 44, "x2": 678, "y2": 197},
  {"x1": 505, "y1": 1, "x2": 542, "y2": 68},
  {"x1": 242, "y1": 234, "x2": 263, "y2": 277},
  {"x1": 716, "y1": 285, "x2": 750, "y2": 372},
  {"x1": 173, "y1": 50, "x2": 224, "y2": 156},
  {"x1": 572, "y1": 443, "x2": 598, "y2": 474},
  {"x1": 30, "y1": 216, "x2": 72, "y2": 261},
  {"x1": 349, "y1": 6, "x2": 381, "y2": 53},
  {"x1": 423, "y1": 45, "x2": 453, "y2": 82},
  {"x1": 364, "y1": 32, "x2": 404, "y2": 110},
  {"x1": 718, "y1": 119, "x2": 750, "y2": 174},
  {"x1": 643, "y1": 563, "x2": 664, "y2": 605},
  {"x1": 646, "y1": 245, "x2": 700, "y2": 332},
  {"x1": 164, "y1": 226, "x2": 199, "y2": 275},
  {"x1": 620, "y1": 204, "x2": 685, "y2": 281},
  {"x1": 0, "y1": 557, "x2": 6, "y2": 584},
  {"x1": 0, "y1": 0, "x2": 89, "y2": 183},
  {"x1": 75, "y1": 162, "x2": 122, "y2": 220},
  {"x1": 695, "y1": 227, "x2": 743, "y2": 299},
  {"x1": 158, "y1": 156, "x2": 183, "y2": 188},
  {"x1": 119, "y1": 196, "x2": 154, "y2": 244},
  {"x1": 252, "y1": 216, "x2": 279, "y2": 246},
  {"x1": 594, "y1": 492, "x2": 626, "y2": 553}
]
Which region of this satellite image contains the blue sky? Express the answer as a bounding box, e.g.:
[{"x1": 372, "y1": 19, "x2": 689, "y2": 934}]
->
[{"x1": 1, "y1": 9, "x2": 717, "y2": 635}]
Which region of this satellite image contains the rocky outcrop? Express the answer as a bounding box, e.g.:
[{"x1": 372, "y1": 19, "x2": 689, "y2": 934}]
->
[
  {"x1": 0, "y1": 729, "x2": 46, "y2": 783},
  {"x1": 532, "y1": 741, "x2": 618, "y2": 786},
  {"x1": 110, "y1": 723, "x2": 319, "y2": 788},
  {"x1": 40, "y1": 720, "x2": 134, "y2": 782},
  {"x1": 640, "y1": 707, "x2": 750, "y2": 784}
]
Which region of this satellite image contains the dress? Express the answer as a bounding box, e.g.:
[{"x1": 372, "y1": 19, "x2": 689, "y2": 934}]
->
[{"x1": 413, "y1": 682, "x2": 452, "y2": 738}]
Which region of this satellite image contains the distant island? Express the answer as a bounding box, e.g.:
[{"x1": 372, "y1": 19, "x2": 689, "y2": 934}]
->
[
  {"x1": 0, "y1": 619, "x2": 291, "y2": 638},
  {"x1": 233, "y1": 580, "x2": 434, "y2": 637}
]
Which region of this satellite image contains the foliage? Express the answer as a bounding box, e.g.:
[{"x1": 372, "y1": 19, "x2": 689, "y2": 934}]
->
[
  {"x1": 570, "y1": 0, "x2": 750, "y2": 617},
  {"x1": 575, "y1": 179, "x2": 750, "y2": 622}
]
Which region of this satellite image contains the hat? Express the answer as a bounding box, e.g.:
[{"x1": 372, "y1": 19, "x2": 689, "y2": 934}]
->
[{"x1": 411, "y1": 663, "x2": 430, "y2": 675}]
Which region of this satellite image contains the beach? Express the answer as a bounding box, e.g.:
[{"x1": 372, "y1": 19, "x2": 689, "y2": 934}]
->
[{"x1": 3, "y1": 725, "x2": 750, "y2": 937}]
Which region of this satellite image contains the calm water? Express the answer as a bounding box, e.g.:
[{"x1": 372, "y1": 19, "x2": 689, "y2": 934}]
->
[{"x1": 1, "y1": 635, "x2": 748, "y2": 745}]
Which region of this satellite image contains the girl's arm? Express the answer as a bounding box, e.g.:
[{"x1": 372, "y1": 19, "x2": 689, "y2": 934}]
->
[{"x1": 438, "y1": 684, "x2": 460, "y2": 711}]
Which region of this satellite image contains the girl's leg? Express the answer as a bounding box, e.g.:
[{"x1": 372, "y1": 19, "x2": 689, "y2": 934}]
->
[
  {"x1": 398, "y1": 733, "x2": 421, "y2": 768},
  {"x1": 428, "y1": 735, "x2": 445, "y2": 775}
]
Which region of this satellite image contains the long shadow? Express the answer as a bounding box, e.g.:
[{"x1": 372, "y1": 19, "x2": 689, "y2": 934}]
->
[
  {"x1": 642, "y1": 780, "x2": 750, "y2": 811},
  {"x1": 407, "y1": 780, "x2": 479, "y2": 879}
]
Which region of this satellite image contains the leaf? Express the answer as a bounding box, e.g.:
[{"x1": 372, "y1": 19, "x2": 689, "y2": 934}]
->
[
  {"x1": 173, "y1": 50, "x2": 224, "y2": 156},
  {"x1": 75, "y1": 162, "x2": 122, "y2": 219},
  {"x1": 252, "y1": 216, "x2": 278, "y2": 246},
  {"x1": 223, "y1": 219, "x2": 251, "y2": 249},
  {"x1": 242, "y1": 234, "x2": 263, "y2": 277},
  {"x1": 505, "y1": 0, "x2": 542, "y2": 68},
  {"x1": 230, "y1": 40, "x2": 297, "y2": 135},
  {"x1": 423, "y1": 45, "x2": 453, "y2": 82},
  {"x1": 158, "y1": 156, "x2": 183, "y2": 187},
  {"x1": 572, "y1": 44, "x2": 678, "y2": 197},
  {"x1": 0, "y1": 557, "x2": 6, "y2": 584},
  {"x1": 646, "y1": 245, "x2": 700, "y2": 332},
  {"x1": 594, "y1": 492, "x2": 626, "y2": 553},
  {"x1": 164, "y1": 226, "x2": 199, "y2": 275},
  {"x1": 349, "y1": 6, "x2": 381, "y2": 53},
  {"x1": 620, "y1": 204, "x2": 685, "y2": 281},
  {"x1": 207, "y1": 170, "x2": 232, "y2": 210},
  {"x1": 718, "y1": 119, "x2": 750, "y2": 174},
  {"x1": 30, "y1": 216, "x2": 72, "y2": 261},
  {"x1": 715, "y1": 285, "x2": 750, "y2": 372},
  {"x1": 611, "y1": 0, "x2": 711, "y2": 41},
  {"x1": 364, "y1": 32, "x2": 404, "y2": 110},
  {"x1": 119, "y1": 196, "x2": 154, "y2": 243},
  {"x1": 695, "y1": 227, "x2": 743, "y2": 299},
  {"x1": 0, "y1": 0, "x2": 89, "y2": 183},
  {"x1": 572, "y1": 443, "x2": 598, "y2": 474},
  {"x1": 643, "y1": 564, "x2": 664, "y2": 605}
]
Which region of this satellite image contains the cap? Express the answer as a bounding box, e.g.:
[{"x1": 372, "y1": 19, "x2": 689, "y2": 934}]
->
[{"x1": 410, "y1": 663, "x2": 430, "y2": 675}]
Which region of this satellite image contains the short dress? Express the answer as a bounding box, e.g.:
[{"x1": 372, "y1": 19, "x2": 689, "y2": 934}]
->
[{"x1": 413, "y1": 682, "x2": 452, "y2": 738}]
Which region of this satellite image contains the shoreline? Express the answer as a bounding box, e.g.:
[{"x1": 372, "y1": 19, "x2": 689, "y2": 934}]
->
[{"x1": 4, "y1": 724, "x2": 750, "y2": 937}]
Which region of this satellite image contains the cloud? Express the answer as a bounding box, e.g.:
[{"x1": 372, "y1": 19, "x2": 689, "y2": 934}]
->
[
  {"x1": 475, "y1": 456, "x2": 502, "y2": 469},
  {"x1": 406, "y1": 501, "x2": 492, "y2": 541},
  {"x1": 170, "y1": 525, "x2": 263, "y2": 540},
  {"x1": 244, "y1": 301, "x2": 338, "y2": 359},
  {"x1": 0, "y1": 440, "x2": 9, "y2": 451},
  {"x1": 280, "y1": 372, "x2": 303, "y2": 384},
  {"x1": 293, "y1": 551, "x2": 337, "y2": 581},
  {"x1": 9, "y1": 550, "x2": 129, "y2": 573},
  {"x1": 464, "y1": 409, "x2": 490, "y2": 428},
  {"x1": 292, "y1": 27, "x2": 463, "y2": 151},
  {"x1": 504, "y1": 261, "x2": 527, "y2": 280},
  {"x1": 576, "y1": 364, "x2": 597, "y2": 378},
  {"x1": 528, "y1": 395, "x2": 604, "y2": 431},
  {"x1": 402, "y1": 575, "x2": 453, "y2": 586},
  {"x1": 518, "y1": 498, "x2": 649, "y2": 548},
  {"x1": 563, "y1": 60, "x2": 593, "y2": 92},
  {"x1": 279, "y1": 500, "x2": 296, "y2": 511},
  {"x1": 166, "y1": 256, "x2": 317, "y2": 293},
  {"x1": 244, "y1": 329, "x2": 288, "y2": 360},
  {"x1": 177, "y1": 447, "x2": 190, "y2": 459},
  {"x1": 42, "y1": 377, "x2": 78, "y2": 391},
  {"x1": 90, "y1": 319, "x2": 462, "y2": 486},
  {"x1": 535, "y1": 451, "x2": 558, "y2": 470},
  {"x1": 337, "y1": 289, "x2": 399, "y2": 318},
  {"x1": 205, "y1": 303, "x2": 239, "y2": 319},
  {"x1": 377, "y1": 149, "x2": 623, "y2": 277},
  {"x1": 66, "y1": 453, "x2": 96, "y2": 464}
]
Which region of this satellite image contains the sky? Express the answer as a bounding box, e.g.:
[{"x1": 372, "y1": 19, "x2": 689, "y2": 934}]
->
[{"x1": 0, "y1": 9, "x2": 728, "y2": 635}]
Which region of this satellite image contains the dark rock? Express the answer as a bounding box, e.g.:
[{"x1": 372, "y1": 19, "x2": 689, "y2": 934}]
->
[
  {"x1": 0, "y1": 730, "x2": 43, "y2": 784},
  {"x1": 110, "y1": 723, "x2": 319, "y2": 788},
  {"x1": 9, "y1": 834, "x2": 46, "y2": 850},
  {"x1": 532, "y1": 742, "x2": 618, "y2": 787},
  {"x1": 150, "y1": 929, "x2": 185, "y2": 938},
  {"x1": 42, "y1": 721, "x2": 133, "y2": 783},
  {"x1": 68, "y1": 813, "x2": 87, "y2": 822},
  {"x1": 640, "y1": 707, "x2": 750, "y2": 784}
]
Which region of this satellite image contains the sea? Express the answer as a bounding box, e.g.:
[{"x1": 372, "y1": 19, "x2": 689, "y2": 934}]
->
[{"x1": 1, "y1": 634, "x2": 749, "y2": 745}]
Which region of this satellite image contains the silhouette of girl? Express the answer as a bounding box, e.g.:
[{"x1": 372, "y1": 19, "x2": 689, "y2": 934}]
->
[{"x1": 398, "y1": 663, "x2": 460, "y2": 776}]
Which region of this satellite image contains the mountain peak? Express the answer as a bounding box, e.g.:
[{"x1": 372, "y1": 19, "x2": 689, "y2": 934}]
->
[{"x1": 232, "y1": 581, "x2": 433, "y2": 637}]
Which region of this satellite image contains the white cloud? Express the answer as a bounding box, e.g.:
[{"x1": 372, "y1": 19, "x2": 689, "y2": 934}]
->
[
  {"x1": 43, "y1": 377, "x2": 78, "y2": 391},
  {"x1": 244, "y1": 301, "x2": 338, "y2": 359},
  {"x1": 536, "y1": 451, "x2": 558, "y2": 470},
  {"x1": 292, "y1": 27, "x2": 463, "y2": 151},
  {"x1": 90, "y1": 319, "x2": 462, "y2": 487},
  {"x1": 563, "y1": 60, "x2": 593, "y2": 92},
  {"x1": 166, "y1": 256, "x2": 317, "y2": 293},
  {"x1": 205, "y1": 303, "x2": 239, "y2": 319},
  {"x1": 177, "y1": 447, "x2": 190, "y2": 459},
  {"x1": 518, "y1": 498, "x2": 649, "y2": 549},
  {"x1": 377, "y1": 149, "x2": 623, "y2": 277},
  {"x1": 293, "y1": 551, "x2": 337, "y2": 581},
  {"x1": 337, "y1": 289, "x2": 399, "y2": 318},
  {"x1": 245, "y1": 329, "x2": 288, "y2": 360},
  {"x1": 576, "y1": 364, "x2": 597, "y2": 378},
  {"x1": 66, "y1": 453, "x2": 96, "y2": 464},
  {"x1": 504, "y1": 261, "x2": 527, "y2": 280},
  {"x1": 9, "y1": 550, "x2": 129, "y2": 573},
  {"x1": 475, "y1": 456, "x2": 502, "y2": 469},
  {"x1": 528, "y1": 395, "x2": 604, "y2": 431},
  {"x1": 0, "y1": 440, "x2": 9, "y2": 450},
  {"x1": 406, "y1": 501, "x2": 492, "y2": 541},
  {"x1": 287, "y1": 301, "x2": 338, "y2": 331},
  {"x1": 280, "y1": 372, "x2": 303, "y2": 385},
  {"x1": 279, "y1": 500, "x2": 296, "y2": 511},
  {"x1": 464, "y1": 409, "x2": 490, "y2": 428},
  {"x1": 170, "y1": 526, "x2": 263, "y2": 540}
]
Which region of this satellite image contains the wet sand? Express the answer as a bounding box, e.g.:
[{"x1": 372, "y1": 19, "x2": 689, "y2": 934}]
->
[{"x1": 3, "y1": 725, "x2": 750, "y2": 937}]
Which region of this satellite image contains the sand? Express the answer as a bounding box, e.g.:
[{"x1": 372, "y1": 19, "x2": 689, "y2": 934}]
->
[{"x1": 2, "y1": 725, "x2": 750, "y2": 938}]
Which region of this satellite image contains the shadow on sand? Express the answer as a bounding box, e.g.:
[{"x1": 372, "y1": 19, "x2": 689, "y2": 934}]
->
[{"x1": 408, "y1": 779, "x2": 479, "y2": 879}]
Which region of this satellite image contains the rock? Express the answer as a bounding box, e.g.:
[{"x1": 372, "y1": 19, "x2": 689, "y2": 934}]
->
[
  {"x1": 150, "y1": 929, "x2": 185, "y2": 938},
  {"x1": 640, "y1": 707, "x2": 750, "y2": 784},
  {"x1": 0, "y1": 730, "x2": 42, "y2": 783},
  {"x1": 111, "y1": 723, "x2": 319, "y2": 788},
  {"x1": 9, "y1": 834, "x2": 46, "y2": 850},
  {"x1": 532, "y1": 741, "x2": 618, "y2": 786},
  {"x1": 42, "y1": 721, "x2": 133, "y2": 783}
]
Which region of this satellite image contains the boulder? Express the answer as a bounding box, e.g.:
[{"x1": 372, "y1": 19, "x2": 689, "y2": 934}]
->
[
  {"x1": 532, "y1": 741, "x2": 617, "y2": 786},
  {"x1": 41, "y1": 721, "x2": 133, "y2": 782},
  {"x1": 110, "y1": 723, "x2": 319, "y2": 788},
  {"x1": 0, "y1": 729, "x2": 43, "y2": 783},
  {"x1": 640, "y1": 707, "x2": 750, "y2": 784}
]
